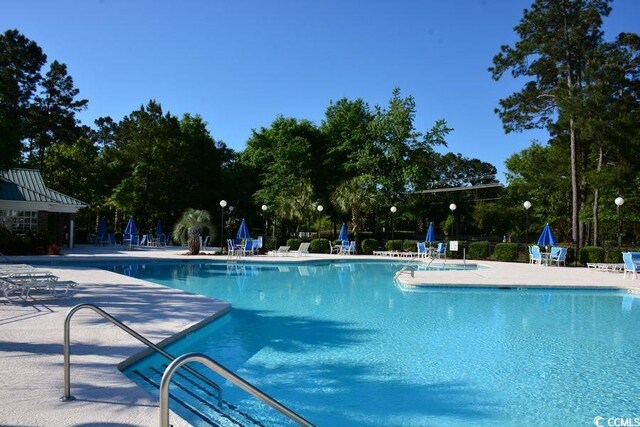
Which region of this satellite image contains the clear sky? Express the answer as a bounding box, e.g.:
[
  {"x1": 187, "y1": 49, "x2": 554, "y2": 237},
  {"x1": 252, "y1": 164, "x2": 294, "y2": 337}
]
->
[{"x1": 3, "y1": 0, "x2": 639, "y2": 181}]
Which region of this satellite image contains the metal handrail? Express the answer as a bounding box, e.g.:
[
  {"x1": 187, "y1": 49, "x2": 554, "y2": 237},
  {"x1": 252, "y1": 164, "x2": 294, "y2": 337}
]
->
[
  {"x1": 60, "y1": 303, "x2": 222, "y2": 405},
  {"x1": 160, "y1": 352, "x2": 314, "y2": 427}
]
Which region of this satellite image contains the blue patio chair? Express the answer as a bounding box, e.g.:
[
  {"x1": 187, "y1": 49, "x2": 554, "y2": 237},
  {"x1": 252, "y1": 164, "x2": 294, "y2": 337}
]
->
[
  {"x1": 550, "y1": 247, "x2": 567, "y2": 266},
  {"x1": 241, "y1": 239, "x2": 254, "y2": 256},
  {"x1": 251, "y1": 239, "x2": 261, "y2": 254},
  {"x1": 530, "y1": 245, "x2": 542, "y2": 265},
  {"x1": 348, "y1": 241, "x2": 356, "y2": 255},
  {"x1": 417, "y1": 242, "x2": 427, "y2": 258},
  {"x1": 158, "y1": 234, "x2": 167, "y2": 246},
  {"x1": 622, "y1": 252, "x2": 640, "y2": 279},
  {"x1": 435, "y1": 242, "x2": 447, "y2": 259}
]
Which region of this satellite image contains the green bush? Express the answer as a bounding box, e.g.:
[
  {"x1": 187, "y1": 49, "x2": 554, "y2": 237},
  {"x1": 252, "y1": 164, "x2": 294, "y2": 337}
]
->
[
  {"x1": 0, "y1": 229, "x2": 49, "y2": 255},
  {"x1": 403, "y1": 240, "x2": 418, "y2": 252},
  {"x1": 468, "y1": 241, "x2": 490, "y2": 259},
  {"x1": 361, "y1": 238, "x2": 379, "y2": 254},
  {"x1": 310, "y1": 238, "x2": 330, "y2": 253},
  {"x1": 607, "y1": 249, "x2": 622, "y2": 263},
  {"x1": 580, "y1": 246, "x2": 604, "y2": 264},
  {"x1": 385, "y1": 240, "x2": 403, "y2": 251},
  {"x1": 265, "y1": 237, "x2": 279, "y2": 251},
  {"x1": 493, "y1": 243, "x2": 518, "y2": 261},
  {"x1": 286, "y1": 238, "x2": 302, "y2": 250},
  {"x1": 579, "y1": 246, "x2": 605, "y2": 265}
]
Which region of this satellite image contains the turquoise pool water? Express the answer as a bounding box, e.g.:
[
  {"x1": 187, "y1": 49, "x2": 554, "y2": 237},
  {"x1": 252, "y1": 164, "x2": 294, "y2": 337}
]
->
[{"x1": 108, "y1": 260, "x2": 639, "y2": 426}]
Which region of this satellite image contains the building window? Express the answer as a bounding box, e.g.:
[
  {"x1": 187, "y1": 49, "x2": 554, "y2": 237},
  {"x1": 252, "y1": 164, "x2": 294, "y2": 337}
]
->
[{"x1": 0, "y1": 210, "x2": 39, "y2": 232}]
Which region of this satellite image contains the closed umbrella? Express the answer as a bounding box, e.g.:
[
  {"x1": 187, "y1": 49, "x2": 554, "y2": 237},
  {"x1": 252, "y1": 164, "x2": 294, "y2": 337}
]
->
[
  {"x1": 425, "y1": 222, "x2": 436, "y2": 244},
  {"x1": 96, "y1": 217, "x2": 107, "y2": 236},
  {"x1": 155, "y1": 219, "x2": 163, "y2": 236},
  {"x1": 124, "y1": 217, "x2": 138, "y2": 236},
  {"x1": 537, "y1": 223, "x2": 557, "y2": 247},
  {"x1": 338, "y1": 223, "x2": 348, "y2": 242},
  {"x1": 236, "y1": 218, "x2": 251, "y2": 240}
]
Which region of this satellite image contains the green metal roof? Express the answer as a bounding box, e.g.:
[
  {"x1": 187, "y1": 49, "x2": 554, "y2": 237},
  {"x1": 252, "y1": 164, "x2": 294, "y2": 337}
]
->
[{"x1": 0, "y1": 169, "x2": 86, "y2": 207}]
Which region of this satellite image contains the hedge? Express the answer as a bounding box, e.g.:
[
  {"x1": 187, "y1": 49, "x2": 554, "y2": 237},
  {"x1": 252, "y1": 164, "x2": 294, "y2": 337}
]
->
[
  {"x1": 385, "y1": 240, "x2": 403, "y2": 251},
  {"x1": 403, "y1": 240, "x2": 418, "y2": 252},
  {"x1": 286, "y1": 238, "x2": 302, "y2": 251},
  {"x1": 310, "y1": 238, "x2": 330, "y2": 253},
  {"x1": 493, "y1": 243, "x2": 518, "y2": 261},
  {"x1": 468, "y1": 241, "x2": 490, "y2": 259},
  {"x1": 579, "y1": 246, "x2": 605, "y2": 265},
  {"x1": 361, "y1": 238, "x2": 379, "y2": 254}
]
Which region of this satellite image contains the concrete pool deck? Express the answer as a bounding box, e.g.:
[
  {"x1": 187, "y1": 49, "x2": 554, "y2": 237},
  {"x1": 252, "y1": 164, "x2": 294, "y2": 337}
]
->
[{"x1": 1, "y1": 245, "x2": 639, "y2": 426}]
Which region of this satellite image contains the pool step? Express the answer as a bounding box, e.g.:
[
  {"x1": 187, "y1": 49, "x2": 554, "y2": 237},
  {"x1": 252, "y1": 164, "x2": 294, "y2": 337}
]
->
[{"x1": 130, "y1": 366, "x2": 266, "y2": 427}]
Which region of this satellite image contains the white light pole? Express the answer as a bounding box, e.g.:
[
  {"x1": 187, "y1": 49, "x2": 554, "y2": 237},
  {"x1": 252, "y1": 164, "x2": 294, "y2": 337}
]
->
[
  {"x1": 219, "y1": 200, "x2": 227, "y2": 249},
  {"x1": 523, "y1": 200, "x2": 532, "y2": 244},
  {"x1": 615, "y1": 196, "x2": 624, "y2": 249},
  {"x1": 449, "y1": 203, "x2": 457, "y2": 240},
  {"x1": 390, "y1": 206, "x2": 397, "y2": 242},
  {"x1": 316, "y1": 205, "x2": 323, "y2": 240}
]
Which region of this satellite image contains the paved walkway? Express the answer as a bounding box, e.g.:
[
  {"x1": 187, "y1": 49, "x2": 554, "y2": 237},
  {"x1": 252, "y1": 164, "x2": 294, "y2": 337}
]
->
[{"x1": 1, "y1": 245, "x2": 638, "y2": 426}]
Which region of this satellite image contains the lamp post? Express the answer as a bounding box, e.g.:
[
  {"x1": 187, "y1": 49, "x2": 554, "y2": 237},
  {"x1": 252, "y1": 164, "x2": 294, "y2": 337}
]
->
[
  {"x1": 449, "y1": 203, "x2": 457, "y2": 240},
  {"x1": 615, "y1": 196, "x2": 624, "y2": 249},
  {"x1": 523, "y1": 200, "x2": 532, "y2": 244},
  {"x1": 261, "y1": 204, "x2": 268, "y2": 247},
  {"x1": 390, "y1": 206, "x2": 397, "y2": 242},
  {"x1": 219, "y1": 200, "x2": 227, "y2": 249},
  {"x1": 316, "y1": 205, "x2": 323, "y2": 240}
]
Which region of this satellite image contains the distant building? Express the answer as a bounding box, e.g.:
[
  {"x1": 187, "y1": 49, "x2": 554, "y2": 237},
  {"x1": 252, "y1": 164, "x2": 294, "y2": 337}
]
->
[{"x1": 0, "y1": 169, "x2": 86, "y2": 248}]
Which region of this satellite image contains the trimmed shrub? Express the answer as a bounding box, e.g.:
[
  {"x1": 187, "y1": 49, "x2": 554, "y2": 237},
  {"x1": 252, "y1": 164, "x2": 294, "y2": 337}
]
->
[
  {"x1": 468, "y1": 241, "x2": 490, "y2": 259},
  {"x1": 579, "y1": 246, "x2": 605, "y2": 265},
  {"x1": 310, "y1": 238, "x2": 330, "y2": 253},
  {"x1": 607, "y1": 249, "x2": 622, "y2": 264},
  {"x1": 493, "y1": 243, "x2": 518, "y2": 261},
  {"x1": 361, "y1": 238, "x2": 379, "y2": 254},
  {"x1": 403, "y1": 240, "x2": 418, "y2": 252},
  {"x1": 581, "y1": 246, "x2": 604, "y2": 264},
  {"x1": 286, "y1": 238, "x2": 302, "y2": 251},
  {"x1": 384, "y1": 240, "x2": 403, "y2": 251}
]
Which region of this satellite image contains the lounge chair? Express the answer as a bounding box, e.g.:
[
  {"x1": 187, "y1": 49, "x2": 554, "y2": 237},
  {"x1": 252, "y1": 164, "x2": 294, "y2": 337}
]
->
[
  {"x1": 550, "y1": 247, "x2": 567, "y2": 266},
  {"x1": 530, "y1": 245, "x2": 542, "y2": 265},
  {"x1": 622, "y1": 252, "x2": 640, "y2": 279},
  {"x1": 268, "y1": 246, "x2": 290, "y2": 256},
  {"x1": 293, "y1": 242, "x2": 311, "y2": 256}
]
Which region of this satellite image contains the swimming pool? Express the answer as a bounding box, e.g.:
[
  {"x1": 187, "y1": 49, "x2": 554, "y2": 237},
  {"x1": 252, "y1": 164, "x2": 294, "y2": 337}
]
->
[{"x1": 109, "y1": 260, "x2": 639, "y2": 426}]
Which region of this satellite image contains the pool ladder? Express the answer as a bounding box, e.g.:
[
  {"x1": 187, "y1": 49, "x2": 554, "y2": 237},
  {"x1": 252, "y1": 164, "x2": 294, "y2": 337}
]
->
[{"x1": 60, "y1": 303, "x2": 314, "y2": 426}]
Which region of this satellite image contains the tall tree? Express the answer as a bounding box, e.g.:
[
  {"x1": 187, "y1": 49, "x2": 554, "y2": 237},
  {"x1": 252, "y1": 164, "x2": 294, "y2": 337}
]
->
[
  {"x1": 0, "y1": 29, "x2": 46, "y2": 169},
  {"x1": 490, "y1": 0, "x2": 612, "y2": 255},
  {"x1": 331, "y1": 176, "x2": 377, "y2": 251},
  {"x1": 28, "y1": 60, "x2": 88, "y2": 168}
]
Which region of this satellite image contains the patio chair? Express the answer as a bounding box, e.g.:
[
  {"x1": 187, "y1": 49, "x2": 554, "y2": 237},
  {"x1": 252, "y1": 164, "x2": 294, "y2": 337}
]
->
[
  {"x1": 268, "y1": 246, "x2": 290, "y2": 256},
  {"x1": 550, "y1": 247, "x2": 567, "y2": 266},
  {"x1": 293, "y1": 242, "x2": 311, "y2": 256},
  {"x1": 530, "y1": 245, "x2": 542, "y2": 265},
  {"x1": 347, "y1": 241, "x2": 357, "y2": 255},
  {"x1": 329, "y1": 241, "x2": 341, "y2": 255},
  {"x1": 435, "y1": 242, "x2": 447, "y2": 259},
  {"x1": 338, "y1": 240, "x2": 350, "y2": 255},
  {"x1": 158, "y1": 234, "x2": 168, "y2": 246},
  {"x1": 251, "y1": 239, "x2": 261, "y2": 255},
  {"x1": 417, "y1": 242, "x2": 427, "y2": 258},
  {"x1": 240, "y1": 239, "x2": 254, "y2": 256},
  {"x1": 622, "y1": 252, "x2": 640, "y2": 279}
]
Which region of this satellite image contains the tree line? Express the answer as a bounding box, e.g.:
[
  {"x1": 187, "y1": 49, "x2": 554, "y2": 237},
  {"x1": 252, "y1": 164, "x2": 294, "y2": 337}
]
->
[{"x1": 1, "y1": 0, "x2": 639, "y2": 249}]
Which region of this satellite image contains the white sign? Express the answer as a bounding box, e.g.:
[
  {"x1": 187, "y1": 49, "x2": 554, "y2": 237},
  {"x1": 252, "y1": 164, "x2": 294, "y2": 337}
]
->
[{"x1": 450, "y1": 241, "x2": 459, "y2": 251}]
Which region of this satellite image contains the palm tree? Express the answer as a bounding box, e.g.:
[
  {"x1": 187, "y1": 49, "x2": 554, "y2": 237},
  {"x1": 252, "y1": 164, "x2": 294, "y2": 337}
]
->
[
  {"x1": 331, "y1": 176, "x2": 377, "y2": 252},
  {"x1": 172, "y1": 208, "x2": 211, "y2": 255},
  {"x1": 276, "y1": 179, "x2": 315, "y2": 236}
]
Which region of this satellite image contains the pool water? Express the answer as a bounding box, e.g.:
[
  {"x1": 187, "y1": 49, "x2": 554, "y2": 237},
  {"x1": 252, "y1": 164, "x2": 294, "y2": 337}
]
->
[{"x1": 112, "y1": 261, "x2": 640, "y2": 426}]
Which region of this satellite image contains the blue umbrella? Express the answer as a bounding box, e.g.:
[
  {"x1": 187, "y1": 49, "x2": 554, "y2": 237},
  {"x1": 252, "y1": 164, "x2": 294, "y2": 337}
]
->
[
  {"x1": 425, "y1": 222, "x2": 436, "y2": 243},
  {"x1": 96, "y1": 217, "x2": 107, "y2": 235},
  {"x1": 537, "y1": 223, "x2": 557, "y2": 246},
  {"x1": 236, "y1": 218, "x2": 251, "y2": 240},
  {"x1": 338, "y1": 223, "x2": 348, "y2": 241},
  {"x1": 155, "y1": 219, "x2": 163, "y2": 235},
  {"x1": 124, "y1": 217, "x2": 138, "y2": 236}
]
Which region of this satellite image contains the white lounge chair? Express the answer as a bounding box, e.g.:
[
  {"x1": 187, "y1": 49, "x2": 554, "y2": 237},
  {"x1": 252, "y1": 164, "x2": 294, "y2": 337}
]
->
[
  {"x1": 268, "y1": 246, "x2": 290, "y2": 256},
  {"x1": 292, "y1": 242, "x2": 311, "y2": 256}
]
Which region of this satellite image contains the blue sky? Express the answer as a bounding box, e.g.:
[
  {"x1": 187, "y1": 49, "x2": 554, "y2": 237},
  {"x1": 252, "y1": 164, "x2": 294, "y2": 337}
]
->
[{"x1": 4, "y1": 0, "x2": 639, "y2": 181}]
